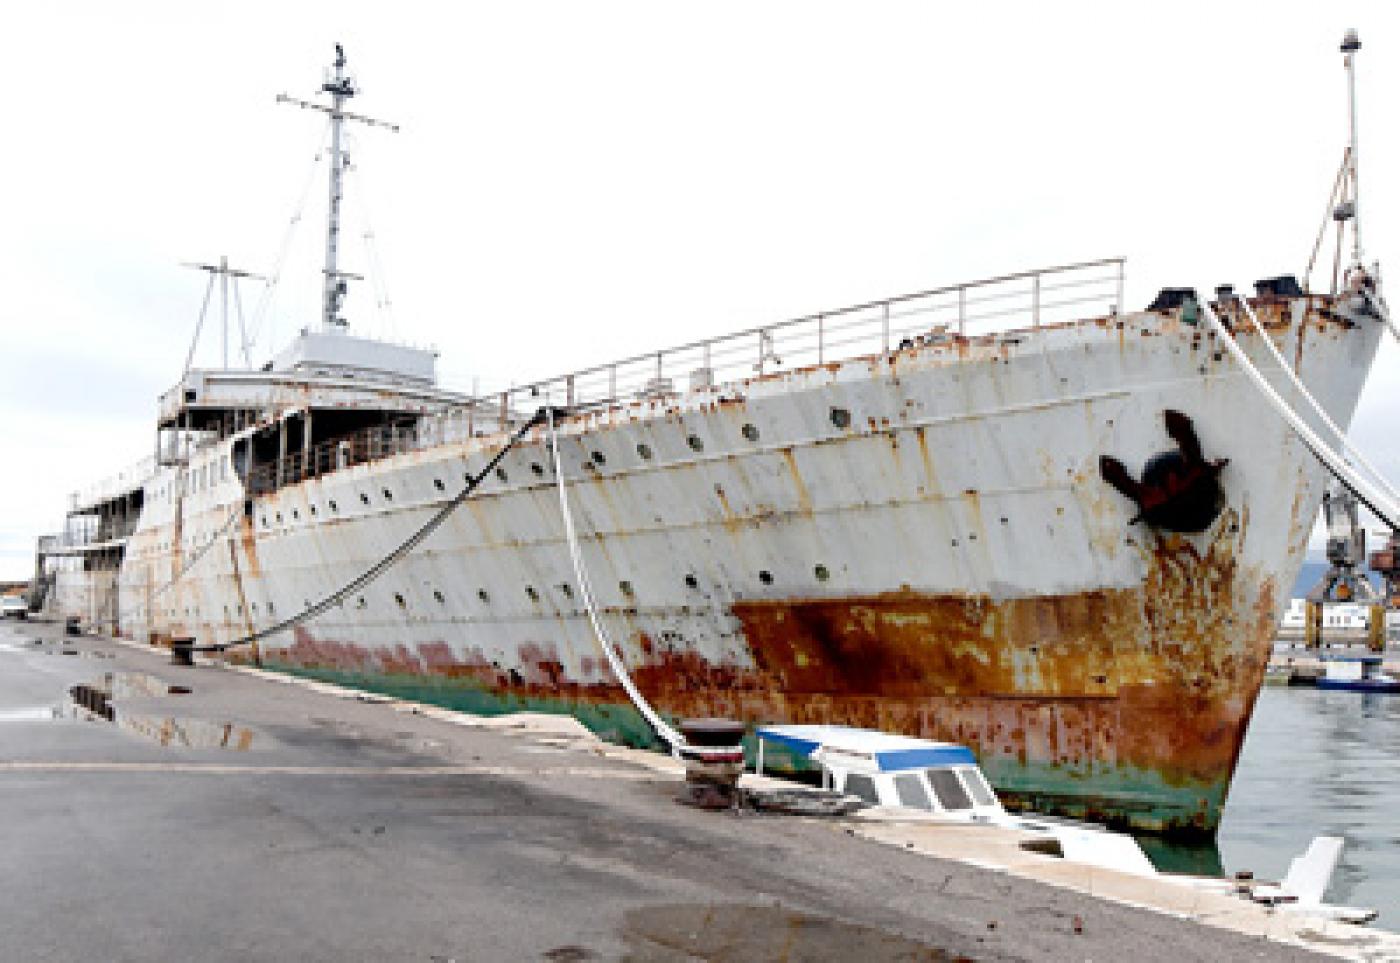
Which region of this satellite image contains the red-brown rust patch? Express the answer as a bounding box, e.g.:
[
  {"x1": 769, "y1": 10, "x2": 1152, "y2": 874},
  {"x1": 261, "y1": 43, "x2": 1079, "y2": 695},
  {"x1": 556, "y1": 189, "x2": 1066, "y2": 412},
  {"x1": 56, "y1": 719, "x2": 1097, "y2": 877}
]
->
[{"x1": 237, "y1": 514, "x2": 262, "y2": 579}]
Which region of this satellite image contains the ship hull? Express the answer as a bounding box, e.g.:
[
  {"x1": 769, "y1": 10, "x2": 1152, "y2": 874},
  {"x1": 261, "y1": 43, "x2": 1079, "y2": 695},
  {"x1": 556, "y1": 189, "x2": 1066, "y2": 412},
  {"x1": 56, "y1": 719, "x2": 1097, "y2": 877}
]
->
[{"x1": 111, "y1": 296, "x2": 1381, "y2": 834}]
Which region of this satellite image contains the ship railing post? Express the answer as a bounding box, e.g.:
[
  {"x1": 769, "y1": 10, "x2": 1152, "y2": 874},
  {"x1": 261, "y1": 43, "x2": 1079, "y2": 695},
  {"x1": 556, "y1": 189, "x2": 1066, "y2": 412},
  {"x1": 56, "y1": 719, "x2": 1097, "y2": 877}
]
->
[
  {"x1": 817, "y1": 314, "x2": 825, "y2": 365},
  {"x1": 608, "y1": 364, "x2": 617, "y2": 401},
  {"x1": 566, "y1": 374, "x2": 575, "y2": 408},
  {"x1": 881, "y1": 302, "x2": 890, "y2": 357},
  {"x1": 1032, "y1": 273, "x2": 1041, "y2": 327},
  {"x1": 958, "y1": 286, "x2": 967, "y2": 335},
  {"x1": 499, "y1": 391, "x2": 508, "y2": 432},
  {"x1": 1115, "y1": 258, "x2": 1125, "y2": 315},
  {"x1": 757, "y1": 329, "x2": 765, "y2": 376}
]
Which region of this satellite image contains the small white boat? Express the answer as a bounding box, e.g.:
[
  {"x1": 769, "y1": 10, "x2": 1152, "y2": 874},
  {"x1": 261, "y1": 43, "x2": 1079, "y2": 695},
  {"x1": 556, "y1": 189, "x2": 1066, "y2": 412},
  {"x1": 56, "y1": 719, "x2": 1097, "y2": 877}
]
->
[
  {"x1": 1316, "y1": 654, "x2": 1400, "y2": 693},
  {"x1": 754, "y1": 723, "x2": 1377, "y2": 924}
]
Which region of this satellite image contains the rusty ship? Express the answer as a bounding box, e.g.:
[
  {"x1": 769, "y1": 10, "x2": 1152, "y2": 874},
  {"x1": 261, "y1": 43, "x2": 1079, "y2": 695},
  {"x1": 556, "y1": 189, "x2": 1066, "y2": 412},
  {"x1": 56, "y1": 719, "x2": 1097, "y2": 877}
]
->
[{"x1": 34, "y1": 42, "x2": 1391, "y2": 834}]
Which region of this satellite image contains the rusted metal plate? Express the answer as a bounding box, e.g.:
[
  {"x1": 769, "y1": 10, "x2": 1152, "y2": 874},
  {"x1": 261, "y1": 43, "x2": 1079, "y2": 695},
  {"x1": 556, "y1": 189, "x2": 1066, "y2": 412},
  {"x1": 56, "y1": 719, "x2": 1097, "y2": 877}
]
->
[{"x1": 60, "y1": 294, "x2": 1384, "y2": 834}]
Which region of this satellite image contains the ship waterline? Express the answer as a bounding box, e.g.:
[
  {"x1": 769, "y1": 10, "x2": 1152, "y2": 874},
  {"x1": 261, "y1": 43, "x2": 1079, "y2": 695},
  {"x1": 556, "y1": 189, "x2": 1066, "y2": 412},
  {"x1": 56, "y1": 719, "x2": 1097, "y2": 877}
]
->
[{"x1": 62, "y1": 289, "x2": 1376, "y2": 836}]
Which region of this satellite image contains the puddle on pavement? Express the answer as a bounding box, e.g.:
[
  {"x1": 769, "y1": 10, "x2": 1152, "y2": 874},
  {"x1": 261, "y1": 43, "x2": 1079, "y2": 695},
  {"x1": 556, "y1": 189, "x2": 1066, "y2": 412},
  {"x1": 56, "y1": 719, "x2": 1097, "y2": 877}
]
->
[
  {"x1": 620, "y1": 904, "x2": 963, "y2": 961},
  {"x1": 66, "y1": 671, "x2": 256, "y2": 751}
]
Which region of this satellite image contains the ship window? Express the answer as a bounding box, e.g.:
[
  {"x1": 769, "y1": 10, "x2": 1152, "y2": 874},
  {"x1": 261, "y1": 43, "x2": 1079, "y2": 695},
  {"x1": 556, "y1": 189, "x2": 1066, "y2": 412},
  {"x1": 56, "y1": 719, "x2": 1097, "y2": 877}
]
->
[
  {"x1": 260, "y1": 516, "x2": 268, "y2": 528},
  {"x1": 433, "y1": 590, "x2": 445, "y2": 604},
  {"x1": 814, "y1": 564, "x2": 830, "y2": 582},
  {"x1": 382, "y1": 488, "x2": 393, "y2": 501},
  {"x1": 525, "y1": 586, "x2": 539, "y2": 601},
  {"x1": 591, "y1": 451, "x2": 606, "y2": 466},
  {"x1": 360, "y1": 493, "x2": 370, "y2": 505},
  {"x1": 477, "y1": 589, "x2": 490, "y2": 603},
  {"x1": 496, "y1": 467, "x2": 508, "y2": 483},
  {"x1": 927, "y1": 769, "x2": 973, "y2": 811},
  {"x1": 686, "y1": 434, "x2": 704, "y2": 452},
  {"x1": 394, "y1": 593, "x2": 406, "y2": 609},
  {"x1": 758, "y1": 570, "x2": 773, "y2": 585},
  {"x1": 958, "y1": 766, "x2": 997, "y2": 807},
  {"x1": 309, "y1": 504, "x2": 317, "y2": 516},
  {"x1": 619, "y1": 580, "x2": 635, "y2": 598},
  {"x1": 636, "y1": 443, "x2": 653, "y2": 460},
  {"x1": 830, "y1": 407, "x2": 851, "y2": 429},
  {"x1": 844, "y1": 774, "x2": 880, "y2": 805},
  {"x1": 275, "y1": 512, "x2": 283, "y2": 524},
  {"x1": 894, "y1": 773, "x2": 934, "y2": 810},
  {"x1": 433, "y1": 478, "x2": 445, "y2": 492},
  {"x1": 684, "y1": 574, "x2": 698, "y2": 589},
  {"x1": 329, "y1": 500, "x2": 338, "y2": 513},
  {"x1": 531, "y1": 463, "x2": 544, "y2": 476},
  {"x1": 559, "y1": 583, "x2": 574, "y2": 598},
  {"x1": 291, "y1": 509, "x2": 299, "y2": 521}
]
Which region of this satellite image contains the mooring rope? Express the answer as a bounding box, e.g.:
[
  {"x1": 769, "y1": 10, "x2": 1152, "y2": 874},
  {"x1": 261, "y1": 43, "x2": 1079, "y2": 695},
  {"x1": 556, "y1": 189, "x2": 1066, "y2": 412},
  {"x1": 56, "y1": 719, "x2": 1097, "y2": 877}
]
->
[
  {"x1": 1199, "y1": 296, "x2": 1400, "y2": 530},
  {"x1": 545, "y1": 406, "x2": 684, "y2": 751},
  {"x1": 191, "y1": 408, "x2": 548, "y2": 653}
]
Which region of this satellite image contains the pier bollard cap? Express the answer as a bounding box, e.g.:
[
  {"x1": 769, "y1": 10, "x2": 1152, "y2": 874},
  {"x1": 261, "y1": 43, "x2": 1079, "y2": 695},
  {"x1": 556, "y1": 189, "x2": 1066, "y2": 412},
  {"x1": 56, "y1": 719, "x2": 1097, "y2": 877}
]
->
[{"x1": 678, "y1": 717, "x2": 746, "y2": 747}]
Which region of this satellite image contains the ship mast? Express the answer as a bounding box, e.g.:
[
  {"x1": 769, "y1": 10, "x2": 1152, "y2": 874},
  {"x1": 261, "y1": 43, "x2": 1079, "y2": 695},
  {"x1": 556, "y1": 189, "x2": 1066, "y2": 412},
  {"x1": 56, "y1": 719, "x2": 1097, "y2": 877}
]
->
[
  {"x1": 1342, "y1": 28, "x2": 1362, "y2": 267},
  {"x1": 277, "y1": 44, "x2": 398, "y2": 333}
]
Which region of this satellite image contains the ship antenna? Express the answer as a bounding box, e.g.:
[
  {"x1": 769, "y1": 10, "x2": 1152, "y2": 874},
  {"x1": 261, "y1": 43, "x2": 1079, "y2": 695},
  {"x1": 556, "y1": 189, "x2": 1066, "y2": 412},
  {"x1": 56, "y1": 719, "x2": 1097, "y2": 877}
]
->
[
  {"x1": 180, "y1": 256, "x2": 266, "y2": 374},
  {"x1": 1342, "y1": 28, "x2": 1362, "y2": 267},
  {"x1": 1304, "y1": 29, "x2": 1365, "y2": 294},
  {"x1": 277, "y1": 44, "x2": 399, "y2": 333}
]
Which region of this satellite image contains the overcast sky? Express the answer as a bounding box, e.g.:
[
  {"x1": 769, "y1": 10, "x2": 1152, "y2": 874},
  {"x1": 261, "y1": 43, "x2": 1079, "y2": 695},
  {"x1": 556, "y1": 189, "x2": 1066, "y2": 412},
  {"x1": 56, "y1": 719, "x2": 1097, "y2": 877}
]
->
[{"x1": 1, "y1": 2, "x2": 1397, "y2": 580}]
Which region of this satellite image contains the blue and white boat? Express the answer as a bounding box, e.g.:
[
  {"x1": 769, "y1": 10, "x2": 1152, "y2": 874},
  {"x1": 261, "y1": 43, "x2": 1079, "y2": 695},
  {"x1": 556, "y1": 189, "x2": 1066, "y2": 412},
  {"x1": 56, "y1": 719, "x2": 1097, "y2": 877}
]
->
[{"x1": 1315, "y1": 654, "x2": 1400, "y2": 693}]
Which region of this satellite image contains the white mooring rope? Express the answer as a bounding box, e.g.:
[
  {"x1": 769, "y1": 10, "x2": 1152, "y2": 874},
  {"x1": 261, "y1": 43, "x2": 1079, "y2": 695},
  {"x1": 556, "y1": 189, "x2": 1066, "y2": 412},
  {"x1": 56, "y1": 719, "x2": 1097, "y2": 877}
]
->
[
  {"x1": 546, "y1": 406, "x2": 684, "y2": 752},
  {"x1": 1198, "y1": 296, "x2": 1400, "y2": 530}
]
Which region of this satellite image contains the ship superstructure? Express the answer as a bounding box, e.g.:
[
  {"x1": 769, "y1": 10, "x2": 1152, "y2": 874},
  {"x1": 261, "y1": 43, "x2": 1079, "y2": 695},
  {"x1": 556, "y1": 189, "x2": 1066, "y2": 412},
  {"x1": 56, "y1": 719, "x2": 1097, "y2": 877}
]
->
[{"x1": 37, "y1": 41, "x2": 1392, "y2": 835}]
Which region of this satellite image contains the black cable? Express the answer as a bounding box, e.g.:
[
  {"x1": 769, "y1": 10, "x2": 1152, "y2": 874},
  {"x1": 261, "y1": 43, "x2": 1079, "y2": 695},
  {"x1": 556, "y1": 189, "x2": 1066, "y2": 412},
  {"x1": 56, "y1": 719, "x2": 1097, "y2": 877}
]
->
[{"x1": 195, "y1": 406, "x2": 555, "y2": 653}]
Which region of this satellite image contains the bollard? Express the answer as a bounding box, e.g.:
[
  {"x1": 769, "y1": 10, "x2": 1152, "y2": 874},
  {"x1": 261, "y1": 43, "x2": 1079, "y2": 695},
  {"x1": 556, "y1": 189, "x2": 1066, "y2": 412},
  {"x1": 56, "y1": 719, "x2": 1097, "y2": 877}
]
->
[
  {"x1": 676, "y1": 718, "x2": 747, "y2": 810},
  {"x1": 170, "y1": 637, "x2": 196, "y2": 667}
]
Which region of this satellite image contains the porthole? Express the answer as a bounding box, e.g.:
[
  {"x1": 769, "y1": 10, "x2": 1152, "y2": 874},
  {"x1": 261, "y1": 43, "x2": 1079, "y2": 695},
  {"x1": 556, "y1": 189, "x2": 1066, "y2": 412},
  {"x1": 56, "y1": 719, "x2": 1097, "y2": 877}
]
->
[
  {"x1": 687, "y1": 434, "x2": 704, "y2": 452},
  {"x1": 328, "y1": 499, "x2": 338, "y2": 513},
  {"x1": 382, "y1": 488, "x2": 393, "y2": 501},
  {"x1": 741, "y1": 423, "x2": 760, "y2": 442},
  {"x1": 355, "y1": 597, "x2": 366, "y2": 610},
  {"x1": 291, "y1": 509, "x2": 299, "y2": 520},
  {"x1": 814, "y1": 564, "x2": 830, "y2": 582},
  {"x1": 525, "y1": 585, "x2": 540, "y2": 601},
  {"x1": 433, "y1": 478, "x2": 445, "y2": 492},
  {"x1": 496, "y1": 467, "x2": 508, "y2": 482},
  {"x1": 684, "y1": 574, "x2": 698, "y2": 589},
  {"x1": 477, "y1": 589, "x2": 490, "y2": 603},
  {"x1": 591, "y1": 451, "x2": 606, "y2": 466},
  {"x1": 309, "y1": 504, "x2": 317, "y2": 516},
  {"x1": 619, "y1": 580, "x2": 635, "y2": 598},
  {"x1": 394, "y1": 592, "x2": 407, "y2": 609},
  {"x1": 559, "y1": 583, "x2": 574, "y2": 599},
  {"x1": 275, "y1": 512, "x2": 283, "y2": 523},
  {"x1": 260, "y1": 516, "x2": 268, "y2": 527},
  {"x1": 636, "y1": 443, "x2": 653, "y2": 460},
  {"x1": 531, "y1": 463, "x2": 544, "y2": 476},
  {"x1": 759, "y1": 570, "x2": 774, "y2": 585},
  {"x1": 433, "y1": 590, "x2": 445, "y2": 604},
  {"x1": 830, "y1": 407, "x2": 851, "y2": 429},
  {"x1": 360, "y1": 493, "x2": 370, "y2": 505}
]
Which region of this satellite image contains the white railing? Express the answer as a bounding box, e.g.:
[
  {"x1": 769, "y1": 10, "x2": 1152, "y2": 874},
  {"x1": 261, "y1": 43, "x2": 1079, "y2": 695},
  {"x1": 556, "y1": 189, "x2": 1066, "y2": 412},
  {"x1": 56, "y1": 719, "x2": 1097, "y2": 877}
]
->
[
  {"x1": 69, "y1": 454, "x2": 159, "y2": 513},
  {"x1": 449, "y1": 257, "x2": 1125, "y2": 429}
]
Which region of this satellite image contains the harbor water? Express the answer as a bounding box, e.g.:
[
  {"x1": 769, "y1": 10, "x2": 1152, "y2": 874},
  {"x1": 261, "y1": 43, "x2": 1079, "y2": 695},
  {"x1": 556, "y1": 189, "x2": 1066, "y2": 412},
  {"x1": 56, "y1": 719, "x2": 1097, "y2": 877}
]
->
[{"x1": 1143, "y1": 684, "x2": 1400, "y2": 927}]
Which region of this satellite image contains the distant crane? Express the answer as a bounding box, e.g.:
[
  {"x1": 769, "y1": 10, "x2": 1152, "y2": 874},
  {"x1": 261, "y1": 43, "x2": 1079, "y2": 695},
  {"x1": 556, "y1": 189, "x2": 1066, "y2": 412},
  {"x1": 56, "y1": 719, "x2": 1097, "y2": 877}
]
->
[{"x1": 1304, "y1": 484, "x2": 1386, "y2": 651}]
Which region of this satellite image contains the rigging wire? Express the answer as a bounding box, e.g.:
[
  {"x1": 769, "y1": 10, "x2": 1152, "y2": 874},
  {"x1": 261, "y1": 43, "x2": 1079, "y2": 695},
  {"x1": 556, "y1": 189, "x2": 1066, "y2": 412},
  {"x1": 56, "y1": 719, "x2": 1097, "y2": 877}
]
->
[
  {"x1": 246, "y1": 124, "x2": 331, "y2": 356},
  {"x1": 343, "y1": 132, "x2": 397, "y2": 339}
]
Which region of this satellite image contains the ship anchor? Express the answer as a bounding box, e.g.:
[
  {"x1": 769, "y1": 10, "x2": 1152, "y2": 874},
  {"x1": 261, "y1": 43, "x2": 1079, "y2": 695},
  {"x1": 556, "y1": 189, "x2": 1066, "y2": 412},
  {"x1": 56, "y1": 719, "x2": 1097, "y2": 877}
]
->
[{"x1": 1099, "y1": 410, "x2": 1229, "y2": 533}]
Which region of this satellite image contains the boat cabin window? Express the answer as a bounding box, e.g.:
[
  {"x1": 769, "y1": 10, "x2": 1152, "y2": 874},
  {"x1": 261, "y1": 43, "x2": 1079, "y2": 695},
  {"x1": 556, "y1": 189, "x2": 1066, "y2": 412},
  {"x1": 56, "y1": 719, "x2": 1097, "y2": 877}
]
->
[
  {"x1": 893, "y1": 773, "x2": 933, "y2": 810},
  {"x1": 843, "y1": 773, "x2": 880, "y2": 805},
  {"x1": 927, "y1": 768, "x2": 973, "y2": 811},
  {"x1": 958, "y1": 766, "x2": 997, "y2": 807}
]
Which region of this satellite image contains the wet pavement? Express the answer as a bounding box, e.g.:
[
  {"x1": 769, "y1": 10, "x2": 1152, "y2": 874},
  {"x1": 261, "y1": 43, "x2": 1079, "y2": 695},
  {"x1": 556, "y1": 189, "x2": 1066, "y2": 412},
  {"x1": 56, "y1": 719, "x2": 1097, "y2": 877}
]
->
[{"x1": 0, "y1": 621, "x2": 1327, "y2": 962}]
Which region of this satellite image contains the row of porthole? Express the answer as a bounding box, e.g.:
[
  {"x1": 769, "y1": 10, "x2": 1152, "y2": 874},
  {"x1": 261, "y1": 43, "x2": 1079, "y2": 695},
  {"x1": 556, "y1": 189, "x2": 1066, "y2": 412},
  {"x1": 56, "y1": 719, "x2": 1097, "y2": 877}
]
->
[{"x1": 486, "y1": 409, "x2": 855, "y2": 483}]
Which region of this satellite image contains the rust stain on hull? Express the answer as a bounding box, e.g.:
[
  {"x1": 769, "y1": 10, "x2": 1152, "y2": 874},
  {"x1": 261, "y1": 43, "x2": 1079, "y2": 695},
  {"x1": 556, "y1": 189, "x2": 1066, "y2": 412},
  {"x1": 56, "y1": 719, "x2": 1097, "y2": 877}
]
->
[{"x1": 263, "y1": 514, "x2": 1273, "y2": 834}]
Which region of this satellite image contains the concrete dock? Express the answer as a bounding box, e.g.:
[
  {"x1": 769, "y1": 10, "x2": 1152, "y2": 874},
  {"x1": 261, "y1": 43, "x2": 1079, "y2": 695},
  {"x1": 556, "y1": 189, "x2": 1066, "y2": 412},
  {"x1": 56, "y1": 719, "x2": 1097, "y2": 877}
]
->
[{"x1": 0, "y1": 622, "x2": 1388, "y2": 962}]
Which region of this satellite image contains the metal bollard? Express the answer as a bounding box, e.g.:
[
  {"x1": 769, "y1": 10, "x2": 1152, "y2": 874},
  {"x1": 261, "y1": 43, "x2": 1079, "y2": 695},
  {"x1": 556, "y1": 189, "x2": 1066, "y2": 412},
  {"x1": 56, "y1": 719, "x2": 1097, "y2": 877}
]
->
[
  {"x1": 676, "y1": 718, "x2": 747, "y2": 810},
  {"x1": 170, "y1": 637, "x2": 196, "y2": 667}
]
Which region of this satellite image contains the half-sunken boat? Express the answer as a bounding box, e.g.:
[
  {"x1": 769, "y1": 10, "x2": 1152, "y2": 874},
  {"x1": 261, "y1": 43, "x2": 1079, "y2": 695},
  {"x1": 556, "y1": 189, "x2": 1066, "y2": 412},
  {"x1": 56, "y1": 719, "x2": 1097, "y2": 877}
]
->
[{"x1": 34, "y1": 37, "x2": 1391, "y2": 834}]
